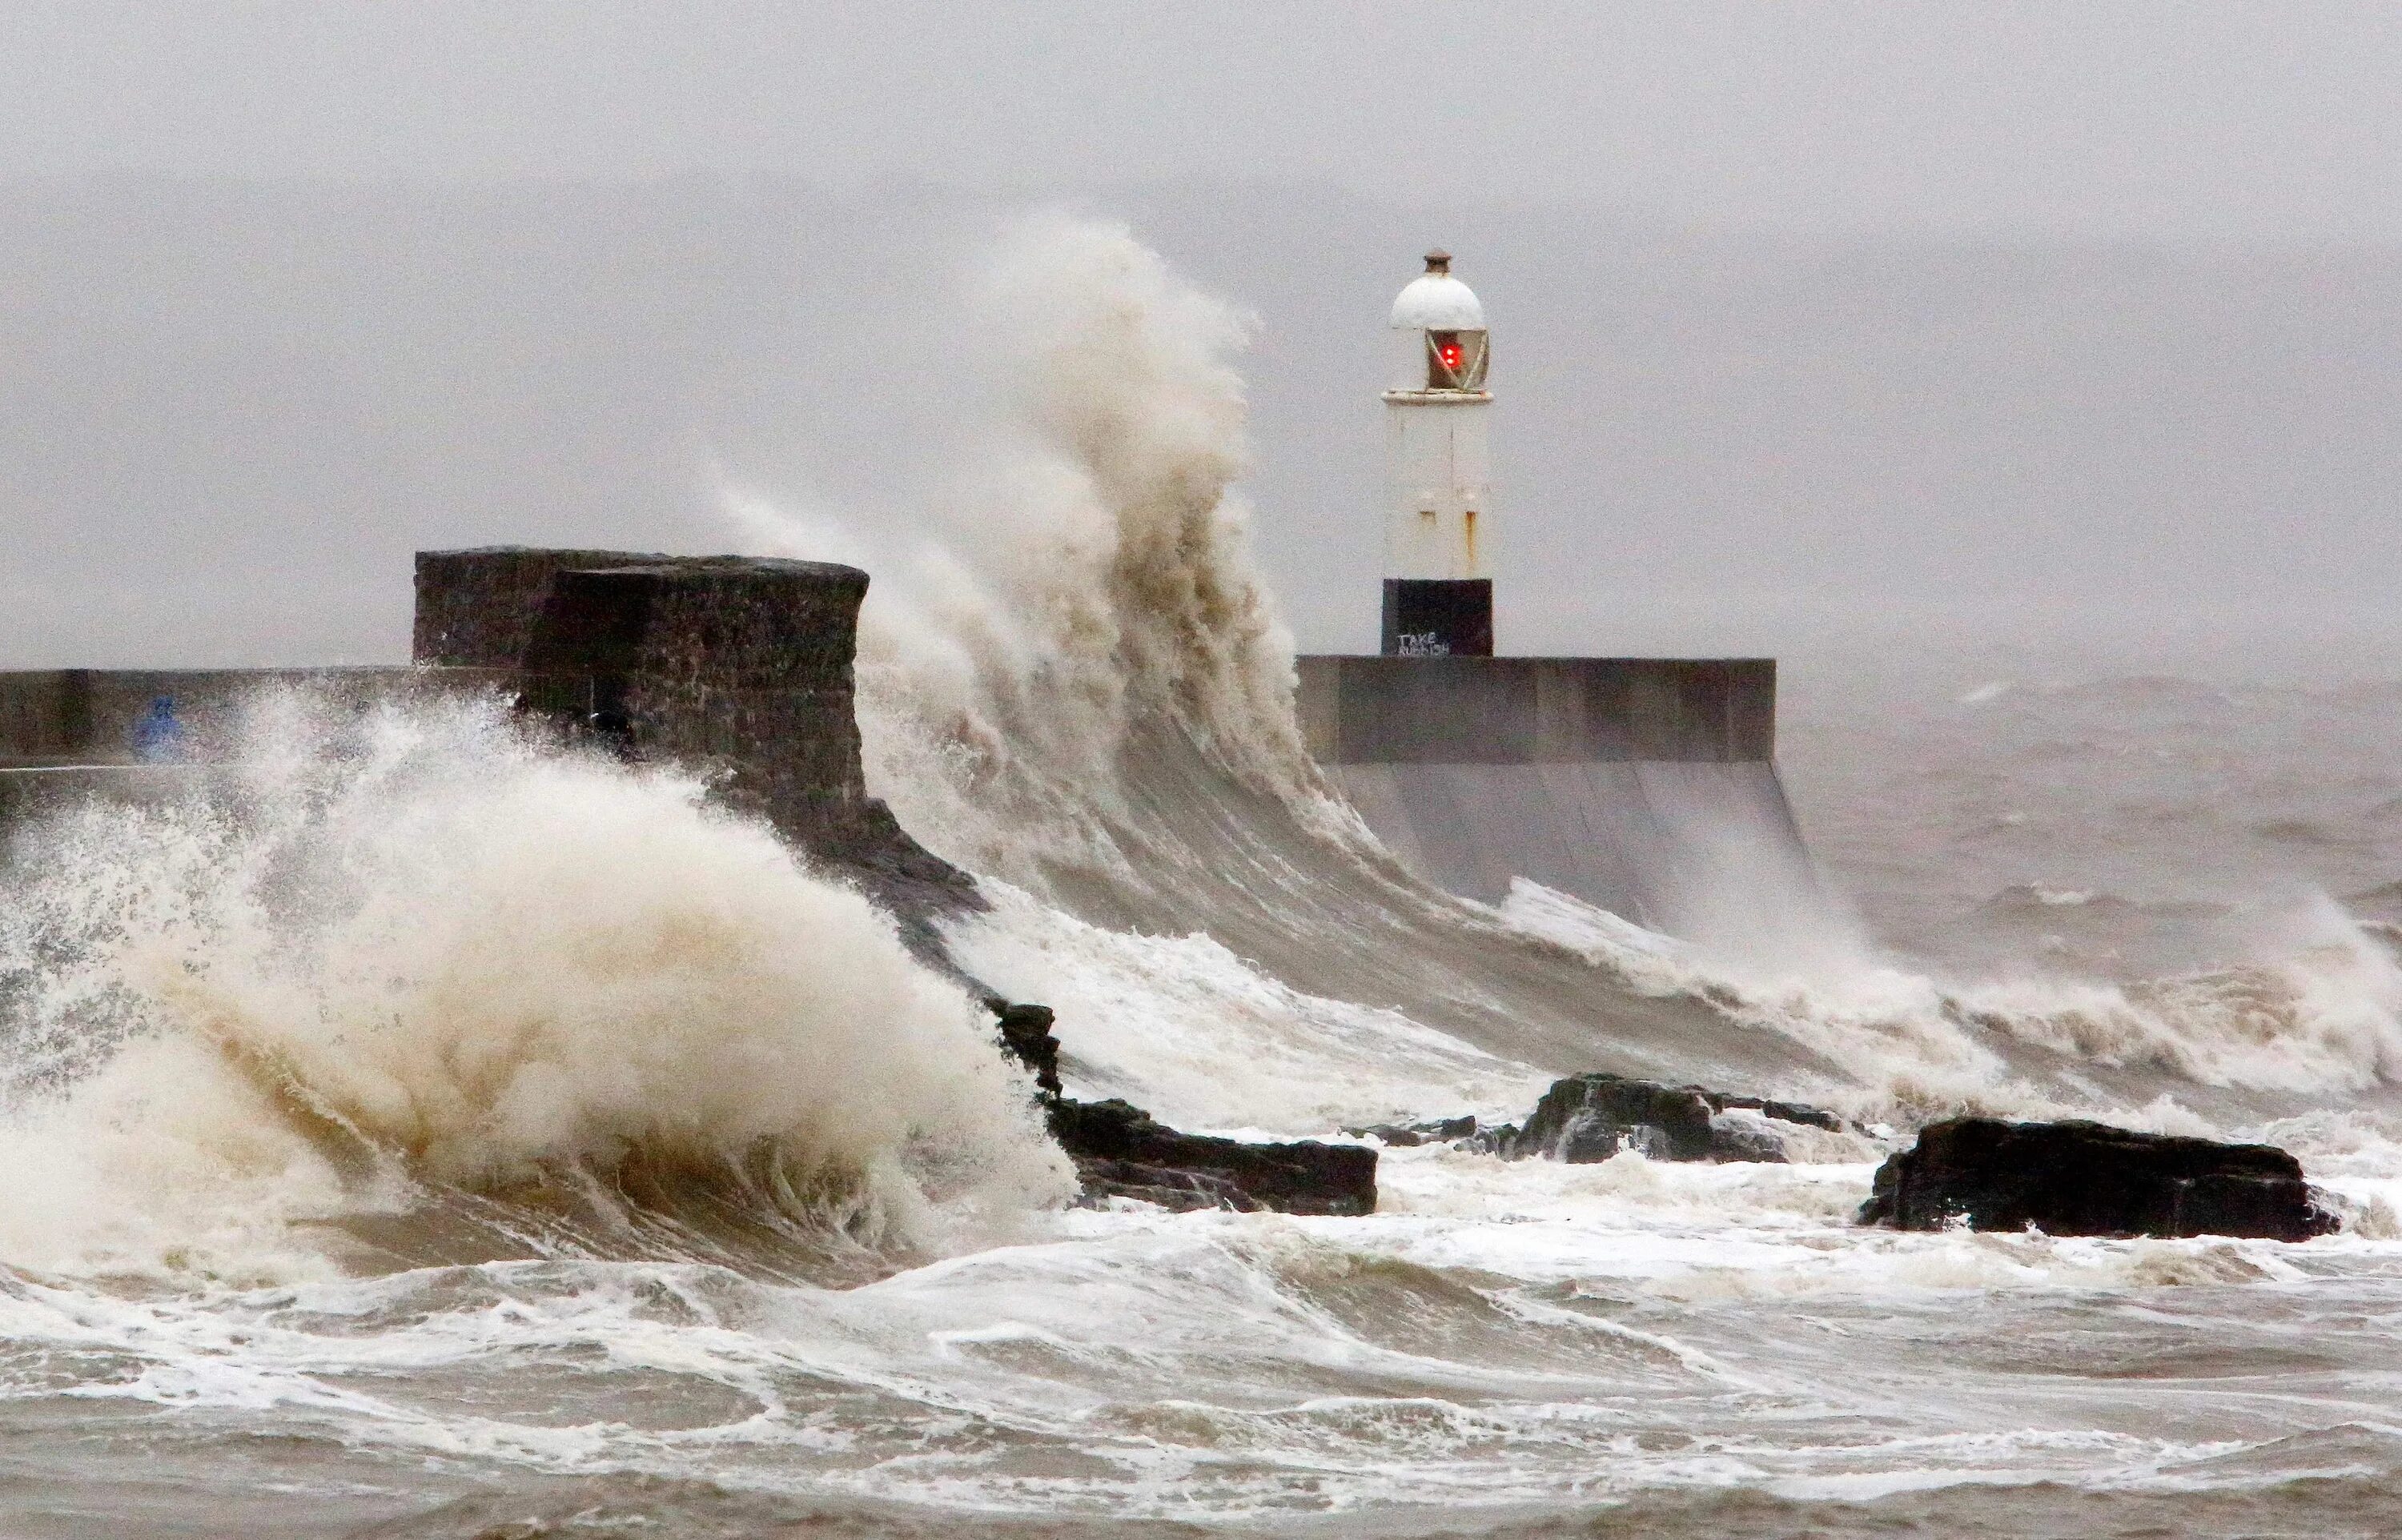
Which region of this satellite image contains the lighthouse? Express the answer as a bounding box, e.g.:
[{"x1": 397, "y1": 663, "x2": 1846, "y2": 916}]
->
[
  {"x1": 1382, "y1": 250, "x2": 1492, "y2": 656},
  {"x1": 1293, "y1": 246, "x2": 1812, "y2": 944}
]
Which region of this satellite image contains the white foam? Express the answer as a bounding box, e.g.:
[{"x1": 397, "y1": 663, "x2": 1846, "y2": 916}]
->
[
  {"x1": 1496, "y1": 876, "x2": 2402, "y2": 1121},
  {"x1": 0, "y1": 688, "x2": 1071, "y2": 1279},
  {"x1": 945, "y1": 881, "x2": 1544, "y2": 1133}
]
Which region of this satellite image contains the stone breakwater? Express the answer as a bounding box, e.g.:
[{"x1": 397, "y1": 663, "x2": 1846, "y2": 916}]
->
[{"x1": 1, "y1": 550, "x2": 976, "y2": 952}]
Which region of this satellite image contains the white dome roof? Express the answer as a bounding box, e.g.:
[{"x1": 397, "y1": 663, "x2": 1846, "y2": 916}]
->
[{"x1": 1390, "y1": 272, "x2": 1484, "y2": 331}]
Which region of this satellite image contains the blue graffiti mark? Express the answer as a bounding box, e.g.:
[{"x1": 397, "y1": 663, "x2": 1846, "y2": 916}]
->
[{"x1": 130, "y1": 696, "x2": 187, "y2": 763}]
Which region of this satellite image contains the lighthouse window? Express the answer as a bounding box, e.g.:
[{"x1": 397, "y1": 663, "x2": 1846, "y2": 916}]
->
[
  {"x1": 1424, "y1": 330, "x2": 1488, "y2": 391},
  {"x1": 1427, "y1": 331, "x2": 1464, "y2": 388}
]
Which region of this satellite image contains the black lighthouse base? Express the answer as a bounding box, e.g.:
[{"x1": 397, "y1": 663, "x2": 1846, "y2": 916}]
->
[{"x1": 1381, "y1": 579, "x2": 1493, "y2": 657}]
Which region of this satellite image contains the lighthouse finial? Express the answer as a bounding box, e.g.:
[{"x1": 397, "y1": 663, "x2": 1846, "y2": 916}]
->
[{"x1": 1424, "y1": 249, "x2": 1452, "y2": 275}]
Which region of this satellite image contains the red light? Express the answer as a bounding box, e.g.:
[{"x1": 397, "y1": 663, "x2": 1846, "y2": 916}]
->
[{"x1": 1439, "y1": 342, "x2": 1464, "y2": 371}]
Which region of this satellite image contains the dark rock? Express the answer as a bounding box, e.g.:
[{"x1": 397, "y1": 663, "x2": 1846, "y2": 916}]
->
[
  {"x1": 1703, "y1": 1092, "x2": 1842, "y2": 1133},
  {"x1": 1858, "y1": 1117, "x2": 2339, "y2": 1241},
  {"x1": 1070, "y1": 1158, "x2": 1259, "y2": 1214},
  {"x1": 1701, "y1": 1113, "x2": 1794, "y2": 1164},
  {"x1": 1462, "y1": 1122, "x2": 1520, "y2": 1157},
  {"x1": 1507, "y1": 1073, "x2": 1843, "y2": 1163},
  {"x1": 968, "y1": 997, "x2": 1374, "y2": 1216},
  {"x1": 1341, "y1": 1114, "x2": 1480, "y2": 1148},
  {"x1": 1047, "y1": 1098, "x2": 1377, "y2": 1216},
  {"x1": 989, "y1": 1001, "x2": 1063, "y2": 1098}
]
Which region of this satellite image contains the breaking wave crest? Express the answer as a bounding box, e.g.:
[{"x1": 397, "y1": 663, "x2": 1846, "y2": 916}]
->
[
  {"x1": 1503, "y1": 878, "x2": 2402, "y2": 1122},
  {"x1": 733, "y1": 214, "x2": 1340, "y2": 893},
  {"x1": 0, "y1": 690, "x2": 1070, "y2": 1282}
]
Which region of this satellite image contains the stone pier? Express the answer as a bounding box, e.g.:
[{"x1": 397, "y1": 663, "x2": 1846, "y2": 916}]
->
[
  {"x1": 1, "y1": 549, "x2": 977, "y2": 956},
  {"x1": 1295, "y1": 654, "x2": 1819, "y2": 940}
]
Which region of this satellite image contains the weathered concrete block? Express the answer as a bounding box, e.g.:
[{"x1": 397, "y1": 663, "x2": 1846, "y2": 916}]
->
[
  {"x1": 516, "y1": 559, "x2": 875, "y2": 840},
  {"x1": 412, "y1": 547, "x2": 668, "y2": 669},
  {"x1": 412, "y1": 546, "x2": 978, "y2": 952}
]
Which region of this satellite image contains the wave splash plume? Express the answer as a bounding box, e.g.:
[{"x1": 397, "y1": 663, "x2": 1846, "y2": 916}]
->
[{"x1": 0, "y1": 689, "x2": 1070, "y2": 1284}]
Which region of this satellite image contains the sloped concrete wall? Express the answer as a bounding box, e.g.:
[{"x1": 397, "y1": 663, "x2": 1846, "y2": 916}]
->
[
  {"x1": 1298, "y1": 655, "x2": 1818, "y2": 940},
  {"x1": 1323, "y1": 758, "x2": 1818, "y2": 933}
]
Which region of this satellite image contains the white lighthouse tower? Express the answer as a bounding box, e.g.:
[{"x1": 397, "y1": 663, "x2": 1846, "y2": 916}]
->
[
  {"x1": 1381, "y1": 249, "x2": 1492, "y2": 656},
  {"x1": 1291, "y1": 247, "x2": 1812, "y2": 943}
]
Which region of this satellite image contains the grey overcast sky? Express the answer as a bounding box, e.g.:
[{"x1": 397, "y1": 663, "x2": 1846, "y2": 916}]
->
[{"x1": 6, "y1": 2, "x2": 2400, "y2": 241}]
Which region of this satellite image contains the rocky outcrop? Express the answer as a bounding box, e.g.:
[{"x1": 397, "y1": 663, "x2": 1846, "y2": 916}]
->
[
  {"x1": 1508, "y1": 1073, "x2": 1841, "y2": 1164},
  {"x1": 990, "y1": 1002, "x2": 1063, "y2": 1099},
  {"x1": 1046, "y1": 1097, "x2": 1378, "y2": 1217},
  {"x1": 1342, "y1": 1116, "x2": 1479, "y2": 1148},
  {"x1": 1858, "y1": 1117, "x2": 2337, "y2": 1241},
  {"x1": 1336, "y1": 1076, "x2": 1842, "y2": 1164},
  {"x1": 984, "y1": 1000, "x2": 1376, "y2": 1216}
]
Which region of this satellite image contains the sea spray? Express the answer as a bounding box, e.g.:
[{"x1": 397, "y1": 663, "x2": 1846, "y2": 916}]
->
[
  {"x1": 944, "y1": 880, "x2": 1547, "y2": 1134},
  {"x1": 0, "y1": 688, "x2": 1072, "y2": 1280},
  {"x1": 727, "y1": 214, "x2": 1356, "y2": 891},
  {"x1": 1502, "y1": 876, "x2": 2402, "y2": 1121}
]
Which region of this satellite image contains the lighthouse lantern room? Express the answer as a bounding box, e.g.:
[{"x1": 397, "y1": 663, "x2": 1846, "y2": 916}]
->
[{"x1": 1381, "y1": 249, "x2": 1493, "y2": 656}]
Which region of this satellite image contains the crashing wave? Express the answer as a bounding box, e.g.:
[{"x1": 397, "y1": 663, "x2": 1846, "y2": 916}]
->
[{"x1": 0, "y1": 688, "x2": 1070, "y2": 1281}]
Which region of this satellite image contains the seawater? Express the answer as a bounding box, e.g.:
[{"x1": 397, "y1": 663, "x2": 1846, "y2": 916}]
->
[{"x1": 3, "y1": 218, "x2": 2401, "y2": 1538}]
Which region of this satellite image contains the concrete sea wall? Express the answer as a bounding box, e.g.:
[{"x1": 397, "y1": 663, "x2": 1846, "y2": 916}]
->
[
  {"x1": 0, "y1": 666, "x2": 419, "y2": 767},
  {"x1": 3, "y1": 567, "x2": 1820, "y2": 952},
  {"x1": 1296, "y1": 655, "x2": 1818, "y2": 939},
  {"x1": 0, "y1": 665, "x2": 428, "y2": 832},
  {"x1": 1297, "y1": 656, "x2": 1777, "y2": 765},
  {"x1": 1, "y1": 550, "x2": 975, "y2": 952}
]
